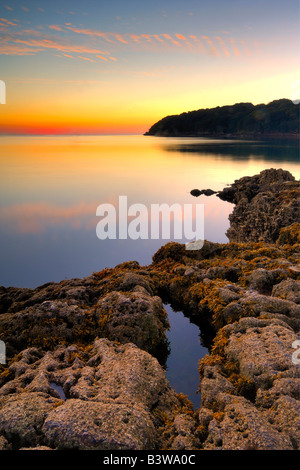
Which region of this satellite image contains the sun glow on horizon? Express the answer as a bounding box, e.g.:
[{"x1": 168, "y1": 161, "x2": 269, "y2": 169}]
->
[{"x1": 0, "y1": 0, "x2": 299, "y2": 135}]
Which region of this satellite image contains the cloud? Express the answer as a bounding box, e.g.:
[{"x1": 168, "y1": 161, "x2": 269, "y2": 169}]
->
[
  {"x1": 97, "y1": 55, "x2": 108, "y2": 61},
  {"x1": 202, "y1": 36, "x2": 219, "y2": 56},
  {"x1": 66, "y1": 25, "x2": 115, "y2": 43},
  {"x1": 215, "y1": 36, "x2": 230, "y2": 57},
  {"x1": 0, "y1": 17, "x2": 254, "y2": 63},
  {"x1": 0, "y1": 42, "x2": 42, "y2": 55},
  {"x1": 11, "y1": 37, "x2": 110, "y2": 55},
  {"x1": 21, "y1": 6, "x2": 29, "y2": 12},
  {"x1": 78, "y1": 55, "x2": 95, "y2": 62},
  {"x1": 189, "y1": 35, "x2": 205, "y2": 52},
  {"x1": 49, "y1": 25, "x2": 63, "y2": 31},
  {"x1": 162, "y1": 33, "x2": 181, "y2": 46},
  {"x1": 0, "y1": 17, "x2": 17, "y2": 26},
  {"x1": 4, "y1": 5, "x2": 13, "y2": 11},
  {"x1": 11, "y1": 77, "x2": 106, "y2": 85},
  {"x1": 114, "y1": 33, "x2": 128, "y2": 44},
  {"x1": 230, "y1": 38, "x2": 240, "y2": 56}
]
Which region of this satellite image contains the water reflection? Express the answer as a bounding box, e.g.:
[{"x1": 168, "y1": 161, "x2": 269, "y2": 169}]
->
[
  {"x1": 165, "y1": 304, "x2": 208, "y2": 408},
  {"x1": 0, "y1": 135, "x2": 299, "y2": 288},
  {"x1": 161, "y1": 137, "x2": 300, "y2": 162}
]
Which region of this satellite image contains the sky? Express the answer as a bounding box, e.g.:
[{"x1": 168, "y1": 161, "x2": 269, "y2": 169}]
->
[{"x1": 0, "y1": 0, "x2": 299, "y2": 134}]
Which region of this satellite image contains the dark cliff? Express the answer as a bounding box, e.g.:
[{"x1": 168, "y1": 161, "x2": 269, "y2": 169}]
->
[{"x1": 145, "y1": 99, "x2": 300, "y2": 137}]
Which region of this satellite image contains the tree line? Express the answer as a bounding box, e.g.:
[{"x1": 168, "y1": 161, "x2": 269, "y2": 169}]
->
[{"x1": 145, "y1": 99, "x2": 299, "y2": 137}]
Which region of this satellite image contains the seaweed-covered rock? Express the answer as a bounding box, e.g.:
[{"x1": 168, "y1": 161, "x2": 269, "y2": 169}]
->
[
  {"x1": 0, "y1": 285, "x2": 169, "y2": 360},
  {"x1": 0, "y1": 169, "x2": 299, "y2": 451},
  {"x1": 43, "y1": 399, "x2": 157, "y2": 450},
  {"x1": 0, "y1": 339, "x2": 185, "y2": 450},
  {"x1": 0, "y1": 392, "x2": 61, "y2": 448},
  {"x1": 202, "y1": 394, "x2": 294, "y2": 450},
  {"x1": 217, "y1": 169, "x2": 300, "y2": 243},
  {"x1": 95, "y1": 290, "x2": 169, "y2": 357}
]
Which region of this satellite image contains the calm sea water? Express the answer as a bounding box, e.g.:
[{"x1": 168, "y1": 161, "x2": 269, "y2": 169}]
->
[{"x1": 0, "y1": 134, "x2": 299, "y2": 406}]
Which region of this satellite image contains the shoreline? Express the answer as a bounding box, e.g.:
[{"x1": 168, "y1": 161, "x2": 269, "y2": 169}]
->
[
  {"x1": 0, "y1": 168, "x2": 299, "y2": 451},
  {"x1": 144, "y1": 132, "x2": 300, "y2": 140}
]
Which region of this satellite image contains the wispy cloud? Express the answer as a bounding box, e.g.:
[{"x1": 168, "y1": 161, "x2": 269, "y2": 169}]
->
[
  {"x1": 49, "y1": 24, "x2": 63, "y2": 31},
  {"x1": 230, "y1": 38, "x2": 240, "y2": 57},
  {"x1": 78, "y1": 55, "x2": 95, "y2": 62},
  {"x1": 162, "y1": 33, "x2": 181, "y2": 47},
  {"x1": 202, "y1": 36, "x2": 219, "y2": 56},
  {"x1": 0, "y1": 17, "x2": 17, "y2": 26},
  {"x1": 215, "y1": 36, "x2": 230, "y2": 57},
  {"x1": 0, "y1": 18, "x2": 255, "y2": 62}
]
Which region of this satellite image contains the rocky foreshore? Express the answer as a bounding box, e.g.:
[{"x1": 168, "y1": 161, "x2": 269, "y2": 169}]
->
[{"x1": 0, "y1": 168, "x2": 299, "y2": 450}]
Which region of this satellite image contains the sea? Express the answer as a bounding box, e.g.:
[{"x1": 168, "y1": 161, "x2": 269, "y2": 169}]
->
[{"x1": 0, "y1": 134, "x2": 299, "y2": 406}]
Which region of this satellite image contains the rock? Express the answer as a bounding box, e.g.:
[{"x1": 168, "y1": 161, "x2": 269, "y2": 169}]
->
[
  {"x1": 202, "y1": 395, "x2": 294, "y2": 450},
  {"x1": 0, "y1": 338, "x2": 183, "y2": 450},
  {"x1": 246, "y1": 268, "x2": 274, "y2": 294},
  {"x1": 0, "y1": 168, "x2": 299, "y2": 451},
  {"x1": 0, "y1": 392, "x2": 61, "y2": 448},
  {"x1": 190, "y1": 189, "x2": 217, "y2": 197},
  {"x1": 200, "y1": 366, "x2": 236, "y2": 408},
  {"x1": 0, "y1": 288, "x2": 169, "y2": 360},
  {"x1": 0, "y1": 435, "x2": 11, "y2": 450},
  {"x1": 190, "y1": 189, "x2": 202, "y2": 197},
  {"x1": 95, "y1": 291, "x2": 169, "y2": 356},
  {"x1": 216, "y1": 169, "x2": 300, "y2": 243},
  {"x1": 224, "y1": 318, "x2": 298, "y2": 387},
  {"x1": 168, "y1": 414, "x2": 200, "y2": 450},
  {"x1": 272, "y1": 279, "x2": 300, "y2": 304},
  {"x1": 43, "y1": 399, "x2": 157, "y2": 450}
]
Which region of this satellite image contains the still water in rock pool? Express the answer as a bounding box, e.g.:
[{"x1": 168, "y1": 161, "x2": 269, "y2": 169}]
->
[{"x1": 164, "y1": 304, "x2": 209, "y2": 408}]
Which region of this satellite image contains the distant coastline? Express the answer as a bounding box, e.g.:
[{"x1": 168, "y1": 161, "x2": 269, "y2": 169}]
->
[{"x1": 145, "y1": 99, "x2": 300, "y2": 138}]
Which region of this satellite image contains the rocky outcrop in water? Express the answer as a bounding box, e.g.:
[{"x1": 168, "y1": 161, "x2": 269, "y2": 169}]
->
[
  {"x1": 218, "y1": 168, "x2": 300, "y2": 243},
  {"x1": 0, "y1": 168, "x2": 299, "y2": 450},
  {"x1": 191, "y1": 168, "x2": 300, "y2": 243}
]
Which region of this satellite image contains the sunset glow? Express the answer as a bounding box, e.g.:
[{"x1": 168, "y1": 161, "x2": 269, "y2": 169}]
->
[{"x1": 0, "y1": 0, "x2": 299, "y2": 135}]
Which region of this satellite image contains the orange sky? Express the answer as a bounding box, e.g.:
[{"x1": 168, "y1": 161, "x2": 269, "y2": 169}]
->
[{"x1": 0, "y1": 0, "x2": 299, "y2": 134}]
